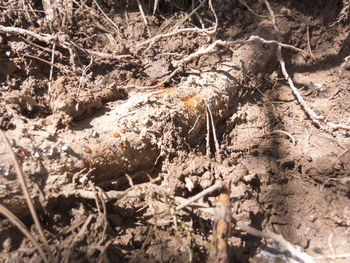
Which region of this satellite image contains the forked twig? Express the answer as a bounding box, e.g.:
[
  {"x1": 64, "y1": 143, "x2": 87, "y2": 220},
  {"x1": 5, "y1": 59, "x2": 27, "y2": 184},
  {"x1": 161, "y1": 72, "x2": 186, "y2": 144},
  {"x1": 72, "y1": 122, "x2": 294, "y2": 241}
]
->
[{"x1": 245, "y1": 35, "x2": 310, "y2": 57}]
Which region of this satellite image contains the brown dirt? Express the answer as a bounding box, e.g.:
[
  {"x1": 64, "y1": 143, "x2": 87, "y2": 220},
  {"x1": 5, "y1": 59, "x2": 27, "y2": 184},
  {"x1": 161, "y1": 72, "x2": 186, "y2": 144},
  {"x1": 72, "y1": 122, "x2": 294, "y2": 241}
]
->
[{"x1": 1, "y1": 0, "x2": 350, "y2": 262}]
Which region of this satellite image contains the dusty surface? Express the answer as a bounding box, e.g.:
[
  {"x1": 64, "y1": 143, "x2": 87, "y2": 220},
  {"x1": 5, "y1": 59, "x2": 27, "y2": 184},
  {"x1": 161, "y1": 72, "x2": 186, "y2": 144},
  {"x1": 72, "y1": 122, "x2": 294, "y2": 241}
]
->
[{"x1": 1, "y1": 0, "x2": 350, "y2": 262}]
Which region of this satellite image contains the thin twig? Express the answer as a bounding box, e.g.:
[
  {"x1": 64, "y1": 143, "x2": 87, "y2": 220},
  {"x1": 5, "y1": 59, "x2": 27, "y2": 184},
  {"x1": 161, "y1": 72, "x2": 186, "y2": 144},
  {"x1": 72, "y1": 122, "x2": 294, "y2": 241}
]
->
[
  {"x1": 72, "y1": 188, "x2": 126, "y2": 200},
  {"x1": 97, "y1": 187, "x2": 108, "y2": 246},
  {"x1": 92, "y1": 0, "x2": 120, "y2": 34},
  {"x1": 0, "y1": 131, "x2": 51, "y2": 255},
  {"x1": 208, "y1": 0, "x2": 218, "y2": 34},
  {"x1": 89, "y1": 181, "x2": 102, "y2": 217},
  {"x1": 306, "y1": 26, "x2": 316, "y2": 61},
  {"x1": 213, "y1": 183, "x2": 231, "y2": 263},
  {"x1": 246, "y1": 35, "x2": 310, "y2": 57},
  {"x1": 0, "y1": 25, "x2": 135, "y2": 62},
  {"x1": 136, "y1": 0, "x2": 148, "y2": 26},
  {"x1": 0, "y1": 204, "x2": 49, "y2": 263},
  {"x1": 48, "y1": 42, "x2": 56, "y2": 92},
  {"x1": 206, "y1": 109, "x2": 211, "y2": 157},
  {"x1": 23, "y1": 54, "x2": 62, "y2": 69},
  {"x1": 316, "y1": 253, "x2": 350, "y2": 259},
  {"x1": 263, "y1": 129, "x2": 296, "y2": 145},
  {"x1": 139, "y1": 23, "x2": 216, "y2": 49},
  {"x1": 176, "y1": 181, "x2": 223, "y2": 211},
  {"x1": 207, "y1": 105, "x2": 220, "y2": 153},
  {"x1": 238, "y1": 0, "x2": 268, "y2": 18},
  {"x1": 173, "y1": 39, "x2": 229, "y2": 67},
  {"x1": 176, "y1": 0, "x2": 208, "y2": 29},
  {"x1": 138, "y1": 39, "x2": 232, "y2": 90},
  {"x1": 0, "y1": 25, "x2": 53, "y2": 43},
  {"x1": 236, "y1": 221, "x2": 315, "y2": 263},
  {"x1": 188, "y1": 114, "x2": 201, "y2": 135},
  {"x1": 326, "y1": 122, "x2": 350, "y2": 131},
  {"x1": 263, "y1": 0, "x2": 323, "y2": 128}
]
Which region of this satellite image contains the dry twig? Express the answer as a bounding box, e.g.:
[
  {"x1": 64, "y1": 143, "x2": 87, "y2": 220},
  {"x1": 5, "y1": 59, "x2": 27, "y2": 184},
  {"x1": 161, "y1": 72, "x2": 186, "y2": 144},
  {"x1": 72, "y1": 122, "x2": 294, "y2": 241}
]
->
[
  {"x1": 207, "y1": 105, "x2": 220, "y2": 153},
  {"x1": 306, "y1": 26, "x2": 316, "y2": 61},
  {"x1": 261, "y1": 0, "x2": 350, "y2": 131},
  {"x1": 0, "y1": 25, "x2": 134, "y2": 62},
  {"x1": 263, "y1": 129, "x2": 296, "y2": 145},
  {"x1": 136, "y1": 0, "x2": 148, "y2": 26},
  {"x1": 236, "y1": 221, "x2": 315, "y2": 263},
  {"x1": 213, "y1": 183, "x2": 231, "y2": 263},
  {"x1": 262, "y1": 0, "x2": 323, "y2": 128},
  {"x1": 92, "y1": 0, "x2": 120, "y2": 34},
  {"x1": 139, "y1": 0, "x2": 217, "y2": 49},
  {"x1": 206, "y1": 109, "x2": 211, "y2": 157},
  {"x1": 245, "y1": 35, "x2": 310, "y2": 57},
  {"x1": 0, "y1": 204, "x2": 49, "y2": 263},
  {"x1": 0, "y1": 131, "x2": 51, "y2": 255},
  {"x1": 176, "y1": 181, "x2": 223, "y2": 211},
  {"x1": 238, "y1": 0, "x2": 268, "y2": 18}
]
